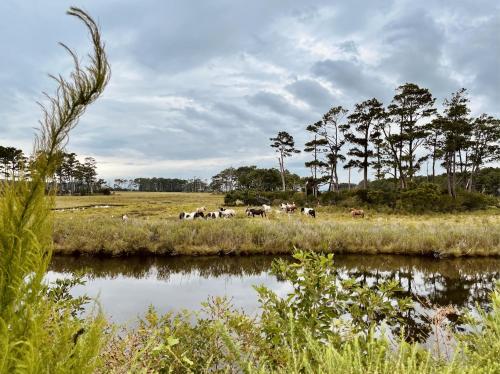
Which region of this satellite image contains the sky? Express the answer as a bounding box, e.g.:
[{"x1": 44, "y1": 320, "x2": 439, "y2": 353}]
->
[{"x1": 0, "y1": 0, "x2": 499, "y2": 183}]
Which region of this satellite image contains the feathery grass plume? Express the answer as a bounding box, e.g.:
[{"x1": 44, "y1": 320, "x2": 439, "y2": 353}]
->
[{"x1": 0, "y1": 7, "x2": 109, "y2": 372}]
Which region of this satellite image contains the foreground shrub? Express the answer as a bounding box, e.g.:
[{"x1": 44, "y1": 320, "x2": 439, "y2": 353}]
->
[
  {"x1": 255, "y1": 251, "x2": 413, "y2": 345},
  {"x1": 0, "y1": 7, "x2": 110, "y2": 372},
  {"x1": 98, "y1": 251, "x2": 500, "y2": 373}
]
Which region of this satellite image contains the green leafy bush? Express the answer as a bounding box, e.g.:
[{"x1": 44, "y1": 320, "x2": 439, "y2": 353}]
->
[
  {"x1": 99, "y1": 251, "x2": 500, "y2": 373},
  {"x1": 224, "y1": 190, "x2": 307, "y2": 206},
  {"x1": 399, "y1": 183, "x2": 443, "y2": 212},
  {"x1": 457, "y1": 191, "x2": 497, "y2": 210},
  {"x1": 225, "y1": 184, "x2": 498, "y2": 212}
]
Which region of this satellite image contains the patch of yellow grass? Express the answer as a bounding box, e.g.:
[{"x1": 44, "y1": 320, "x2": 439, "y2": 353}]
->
[{"x1": 53, "y1": 192, "x2": 500, "y2": 257}]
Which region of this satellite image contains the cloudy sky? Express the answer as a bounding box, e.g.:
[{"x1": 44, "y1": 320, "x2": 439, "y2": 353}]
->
[{"x1": 1, "y1": 0, "x2": 499, "y2": 182}]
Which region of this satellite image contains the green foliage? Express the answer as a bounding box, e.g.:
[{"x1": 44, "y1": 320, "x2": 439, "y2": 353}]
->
[
  {"x1": 457, "y1": 285, "x2": 500, "y2": 373},
  {"x1": 46, "y1": 274, "x2": 91, "y2": 319},
  {"x1": 225, "y1": 178, "x2": 498, "y2": 212},
  {"x1": 474, "y1": 168, "x2": 500, "y2": 196},
  {"x1": 255, "y1": 251, "x2": 412, "y2": 345},
  {"x1": 0, "y1": 7, "x2": 109, "y2": 372},
  {"x1": 100, "y1": 252, "x2": 500, "y2": 373},
  {"x1": 399, "y1": 182, "x2": 443, "y2": 212},
  {"x1": 224, "y1": 190, "x2": 308, "y2": 206}
]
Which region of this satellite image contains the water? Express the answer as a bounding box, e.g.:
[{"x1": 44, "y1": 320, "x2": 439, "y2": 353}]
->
[{"x1": 49, "y1": 254, "x2": 499, "y2": 341}]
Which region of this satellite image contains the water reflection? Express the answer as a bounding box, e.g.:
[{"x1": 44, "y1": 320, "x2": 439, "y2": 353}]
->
[{"x1": 49, "y1": 254, "x2": 499, "y2": 341}]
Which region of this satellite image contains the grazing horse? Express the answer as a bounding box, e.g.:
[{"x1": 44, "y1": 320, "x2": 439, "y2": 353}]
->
[
  {"x1": 219, "y1": 207, "x2": 236, "y2": 218},
  {"x1": 179, "y1": 211, "x2": 204, "y2": 220},
  {"x1": 281, "y1": 202, "x2": 297, "y2": 213},
  {"x1": 196, "y1": 206, "x2": 207, "y2": 214},
  {"x1": 206, "y1": 211, "x2": 222, "y2": 219},
  {"x1": 350, "y1": 208, "x2": 365, "y2": 218},
  {"x1": 246, "y1": 208, "x2": 266, "y2": 217},
  {"x1": 301, "y1": 207, "x2": 316, "y2": 218},
  {"x1": 262, "y1": 204, "x2": 272, "y2": 213}
]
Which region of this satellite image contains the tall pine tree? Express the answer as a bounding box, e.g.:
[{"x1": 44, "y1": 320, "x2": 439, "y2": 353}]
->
[{"x1": 343, "y1": 98, "x2": 384, "y2": 189}]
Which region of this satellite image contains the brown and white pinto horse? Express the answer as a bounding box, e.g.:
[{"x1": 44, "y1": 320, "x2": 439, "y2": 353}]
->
[
  {"x1": 350, "y1": 208, "x2": 365, "y2": 218},
  {"x1": 179, "y1": 211, "x2": 204, "y2": 220},
  {"x1": 206, "y1": 211, "x2": 223, "y2": 219},
  {"x1": 280, "y1": 202, "x2": 297, "y2": 213},
  {"x1": 301, "y1": 207, "x2": 316, "y2": 218}
]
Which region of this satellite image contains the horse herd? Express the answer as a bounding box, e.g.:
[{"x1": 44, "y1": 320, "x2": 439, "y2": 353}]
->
[
  {"x1": 178, "y1": 202, "x2": 323, "y2": 220},
  {"x1": 122, "y1": 205, "x2": 364, "y2": 221}
]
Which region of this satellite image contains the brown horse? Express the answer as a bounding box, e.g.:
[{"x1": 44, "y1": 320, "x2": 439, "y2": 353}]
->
[
  {"x1": 350, "y1": 208, "x2": 365, "y2": 218},
  {"x1": 246, "y1": 208, "x2": 266, "y2": 217}
]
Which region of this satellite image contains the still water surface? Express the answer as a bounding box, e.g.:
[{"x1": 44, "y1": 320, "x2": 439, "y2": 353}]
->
[{"x1": 49, "y1": 254, "x2": 499, "y2": 340}]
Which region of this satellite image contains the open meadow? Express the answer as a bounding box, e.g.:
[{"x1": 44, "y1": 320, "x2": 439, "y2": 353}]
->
[{"x1": 53, "y1": 191, "x2": 500, "y2": 257}]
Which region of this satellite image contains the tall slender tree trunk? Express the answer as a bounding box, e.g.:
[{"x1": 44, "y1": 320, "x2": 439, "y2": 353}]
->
[
  {"x1": 348, "y1": 166, "x2": 351, "y2": 191},
  {"x1": 329, "y1": 166, "x2": 334, "y2": 192},
  {"x1": 333, "y1": 164, "x2": 339, "y2": 192},
  {"x1": 447, "y1": 151, "x2": 457, "y2": 198},
  {"x1": 314, "y1": 138, "x2": 317, "y2": 197},
  {"x1": 446, "y1": 156, "x2": 453, "y2": 197},
  {"x1": 279, "y1": 155, "x2": 286, "y2": 191},
  {"x1": 363, "y1": 129, "x2": 369, "y2": 189},
  {"x1": 363, "y1": 153, "x2": 368, "y2": 190},
  {"x1": 393, "y1": 164, "x2": 398, "y2": 188},
  {"x1": 409, "y1": 138, "x2": 414, "y2": 182},
  {"x1": 467, "y1": 165, "x2": 477, "y2": 192},
  {"x1": 432, "y1": 146, "x2": 436, "y2": 181}
]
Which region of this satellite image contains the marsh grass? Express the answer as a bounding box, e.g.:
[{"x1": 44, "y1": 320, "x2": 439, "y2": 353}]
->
[{"x1": 53, "y1": 192, "x2": 500, "y2": 256}]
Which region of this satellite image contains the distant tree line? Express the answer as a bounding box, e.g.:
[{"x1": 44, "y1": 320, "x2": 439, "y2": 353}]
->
[
  {"x1": 130, "y1": 177, "x2": 209, "y2": 192},
  {"x1": 0, "y1": 146, "x2": 106, "y2": 195},
  {"x1": 54, "y1": 152, "x2": 105, "y2": 194},
  {"x1": 269, "y1": 83, "x2": 499, "y2": 199},
  {"x1": 210, "y1": 166, "x2": 303, "y2": 192},
  {"x1": 0, "y1": 146, "x2": 28, "y2": 179}
]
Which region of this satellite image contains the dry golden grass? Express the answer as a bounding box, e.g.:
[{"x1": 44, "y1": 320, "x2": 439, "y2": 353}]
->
[{"x1": 53, "y1": 192, "x2": 500, "y2": 257}]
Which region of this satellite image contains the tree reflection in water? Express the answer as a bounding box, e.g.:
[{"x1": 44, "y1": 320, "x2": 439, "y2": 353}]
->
[{"x1": 50, "y1": 254, "x2": 499, "y2": 342}]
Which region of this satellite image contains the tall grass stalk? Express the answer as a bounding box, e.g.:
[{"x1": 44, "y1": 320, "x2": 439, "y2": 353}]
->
[{"x1": 0, "y1": 7, "x2": 109, "y2": 372}]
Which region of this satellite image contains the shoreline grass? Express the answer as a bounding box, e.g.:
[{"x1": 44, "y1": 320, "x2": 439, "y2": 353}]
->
[{"x1": 53, "y1": 198, "x2": 500, "y2": 257}]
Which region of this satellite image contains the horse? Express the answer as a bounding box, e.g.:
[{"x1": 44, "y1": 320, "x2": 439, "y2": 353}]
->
[
  {"x1": 206, "y1": 211, "x2": 222, "y2": 219},
  {"x1": 196, "y1": 206, "x2": 206, "y2": 214},
  {"x1": 219, "y1": 207, "x2": 236, "y2": 218},
  {"x1": 179, "y1": 211, "x2": 204, "y2": 220},
  {"x1": 350, "y1": 208, "x2": 365, "y2": 218},
  {"x1": 281, "y1": 202, "x2": 297, "y2": 213},
  {"x1": 262, "y1": 204, "x2": 272, "y2": 213},
  {"x1": 301, "y1": 207, "x2": 316, "y2": 218},
  {"x1": 246, "y1": 208, "x2": 266, "y2": 217}
]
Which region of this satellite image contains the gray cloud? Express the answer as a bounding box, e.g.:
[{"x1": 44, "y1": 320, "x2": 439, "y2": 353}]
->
[
  {"x1": 0, "y1": 0, "x2": 498, "y2": 182},
  {"x1": 312, "y1": 59, "x2": 389, "y2": 103},
  {"x1": 285, "y1": 79, "x2": 335, "y2": 112}
]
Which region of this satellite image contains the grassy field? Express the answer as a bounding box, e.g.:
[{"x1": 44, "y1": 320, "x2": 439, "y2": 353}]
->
[{"x1": 53, "y1": 191, "x2": 500, "y2": 257}]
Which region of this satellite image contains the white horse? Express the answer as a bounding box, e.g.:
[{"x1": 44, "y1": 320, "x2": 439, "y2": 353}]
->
[
  {"x1": 262, "y1": 204, "x2": 272, "y2": 212},
  {"x1": 219, "y1": 207, "x2": 236, "y2": 218}
]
